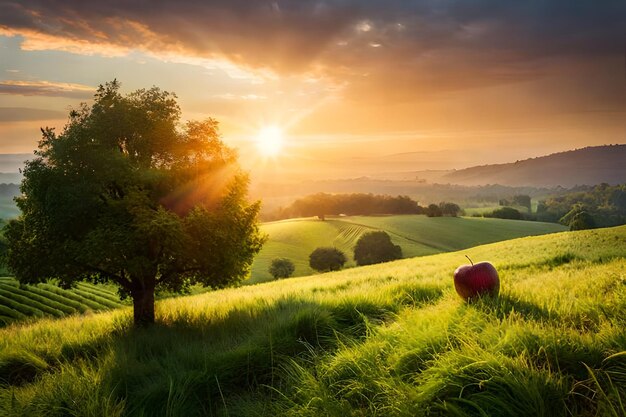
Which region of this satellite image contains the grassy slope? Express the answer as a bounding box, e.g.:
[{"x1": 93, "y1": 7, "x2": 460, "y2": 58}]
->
[
  {"x1": 0, "y1": 278, "x2": 125, "y2": 327},
  {"x1": 250, "y1": 215, "x2": 565, "y2": 283},
  {"x1": 0, "y1": 226, "x2": 624, "y2": 416}
]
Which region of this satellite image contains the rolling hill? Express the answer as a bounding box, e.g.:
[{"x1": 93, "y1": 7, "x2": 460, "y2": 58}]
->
[
  {"x1": 249, "y1": 215, "x2": 566, "y2": 283},
  {"x1": 442, "y1": 144, "x2": 626, "y2": 187},
  {"x1": 0, "y1": 226, "x2": 624, "y2": 416},
  {"x1": 0, "y1": 278, "x2": 124, "y2": 327}
]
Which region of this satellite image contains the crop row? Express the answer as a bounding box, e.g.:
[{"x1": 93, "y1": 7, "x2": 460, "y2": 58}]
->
[{"x1": 0, "y1": 278, "x2": 124, "y2": 326}]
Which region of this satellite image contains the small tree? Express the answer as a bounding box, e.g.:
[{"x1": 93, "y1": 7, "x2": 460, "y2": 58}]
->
[
  {"x1": 354, "y1": 231, "x2": 402, "y2": 266},
  {"x1": 568, "y1": 211, "x2": 595, "y2": 230},
  {"x1": 4, "y1": 80, "x2": 266, "y2": 326},
  {"x1": 513, "y1": 195, "x2": 532, "y2": 212},
  {"x1": 426, "y1": 204, "x2": 442, "y2": 217},
  {"x1": 560, "y1": 205, "x2": 596, "y2": 231},
  {"x1": 309, "y1": 247, "x2": 347, "y2": 272},
  {"x1": 487, "y1": 207, "x2": 523, "y2": 220},
  {"x1": 269, "y1": 258, "x2": 295, "y2": 279},
  {"x1": 439, "y1": 202, "x2": 462, "y2": 217}
]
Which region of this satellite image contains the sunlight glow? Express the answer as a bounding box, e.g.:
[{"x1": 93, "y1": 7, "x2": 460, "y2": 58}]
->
[{"x1": 256, "y1": 126, "x2": 284, "y2": 156}]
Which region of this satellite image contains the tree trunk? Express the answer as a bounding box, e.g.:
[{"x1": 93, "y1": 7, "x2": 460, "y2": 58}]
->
[{"x1": 131, "y1": 282, "x2": 156, "y2": 327}]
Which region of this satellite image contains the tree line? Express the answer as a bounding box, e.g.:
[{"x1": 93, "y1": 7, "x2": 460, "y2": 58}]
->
[
  {"x1": 480, "y1": 184, "x2": 626, "y2": 230},
  {"x1": 537, "y1": 183, "x2": 626, "y2": 229},
  {"x1": 270, "y1": 193, "x2": 462, "y2": 220}
]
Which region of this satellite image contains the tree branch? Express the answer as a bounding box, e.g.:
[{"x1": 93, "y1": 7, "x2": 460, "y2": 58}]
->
[
  {"x1": 157, "y1": 266, "x2": 204, "y2": 285},
  {"x1": 73, "y1": 261, "x2": 132, "y2": 290}
]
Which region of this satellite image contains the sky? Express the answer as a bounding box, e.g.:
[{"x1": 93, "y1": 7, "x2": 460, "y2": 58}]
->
[{"x1": 0, "y1": 0, "x2": 625, "y2": 179}]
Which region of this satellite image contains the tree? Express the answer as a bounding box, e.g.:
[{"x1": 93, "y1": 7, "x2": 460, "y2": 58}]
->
[
  {"x1": 513, "y1": 195, "x2": 532, "y2": 212},
  {"x1": 560, "y1": 205, "x2": 595, "y2": 231},
  {"x1": 3, "y1": 80, "x2": 266, "y2": 326},
  {"x1": 269, "y1": 258, "x2": 295, "y2": 279},
  {"x1": 486, "y1": 207, "x2": 523, "y2": 220},
  {"x1": 309, "y1": 247, "x2": 347, "y2": 272},
  {"x1": 426, "y1": 204, "x2": 442, "y2": 217},
  {"x1": 439, "y1": 202, "x2": 462, "y2": 217},
  {"x1": 353, "y1": 231, "x2": 402, "y2": 266},
  {"x1": 568, "y1": 211, "x2": 595, "y2": 231}
]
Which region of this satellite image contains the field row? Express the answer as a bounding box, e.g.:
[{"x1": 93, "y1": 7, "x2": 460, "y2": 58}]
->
[{"x1": 0, "y1": 277, "x2": 123, "y2": 326}]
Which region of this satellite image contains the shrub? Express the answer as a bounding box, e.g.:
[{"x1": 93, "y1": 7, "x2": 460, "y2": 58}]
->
[
  {"x1": 439, "y1": 202, "x2": 462, "y2": 217},
  {"x1": 426, "y1": 204, "x2": 442, "y2": 217},
  {"x1": 354, "y1": 231, "x2": 402, "y2": 266},
  {"x1": 561, "y1": 207, "x2": 596, "y2": 231},
  {"x1": 269, "y1": 258, "x2": 296, "y2": 279},
  {"x1": 309, "y1": 248, "x2": 347, "y2": 272},
  {"x1": 486, "y1": 207, "x2": 523, "y2": 220}
]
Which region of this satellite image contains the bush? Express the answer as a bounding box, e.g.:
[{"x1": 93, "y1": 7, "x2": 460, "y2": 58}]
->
[
  {"x1": 354, "y1": 231, "x2": 402, "y2": 266},
  {"x1": 309, "y1": 248, "x2": 347, "y2": 272},
  {"x1": 439, "y1": 202, "x2": 462, "y2": 217},
  {"x1": 485, "y1": 207, "x2": 523, "y2": 220},
  {"x1": 426, "y1": 204, "x2": 442, "y2": 217},
  {"x1": 560, "y1": 206, "x2": 596, "y2": 231},
  {"x1": 269, "y1": 258, "x2": 295, "y2": 279}
]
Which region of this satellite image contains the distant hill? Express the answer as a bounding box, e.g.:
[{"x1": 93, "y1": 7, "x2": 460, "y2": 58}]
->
[{"x1": 442, "y1": 145, "x2": 626, "y2": 187}]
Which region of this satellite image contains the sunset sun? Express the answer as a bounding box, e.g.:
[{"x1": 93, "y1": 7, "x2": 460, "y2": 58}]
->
[{"x1": 256, "y1": 126, "x2": 284, "y2": 157}]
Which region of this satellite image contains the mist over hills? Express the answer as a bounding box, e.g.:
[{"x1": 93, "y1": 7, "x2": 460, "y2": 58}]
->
[
  {"x1": 0, "y1": 145, "x2": 624, "y2": 194},
  {"x1": 0, "y1": 154, "x2": 29, "y2": 174},
  {"x1": 441, "y1": 145, "x2": 626, "y2": 187}
]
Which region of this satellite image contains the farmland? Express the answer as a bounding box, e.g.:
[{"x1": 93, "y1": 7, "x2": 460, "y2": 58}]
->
[
  {"x1": 0, "y1": 226, "x2": 624, "y2": 416},
  {"x1": 0, "y1": 278, "x2": 124, "y2": 327},
  {"x1": 249, "y1": 215, "x2": 566, "y2": 282}
]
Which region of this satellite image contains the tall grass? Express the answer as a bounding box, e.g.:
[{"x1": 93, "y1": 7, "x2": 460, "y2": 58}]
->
[{"x1": 0, "y1": 226, "x2": 624, "y2": 416}]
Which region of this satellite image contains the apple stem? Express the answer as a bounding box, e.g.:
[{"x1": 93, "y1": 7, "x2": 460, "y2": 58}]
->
[{"x1": 465, "y1": 255, "x2": 474, "y2": 266}]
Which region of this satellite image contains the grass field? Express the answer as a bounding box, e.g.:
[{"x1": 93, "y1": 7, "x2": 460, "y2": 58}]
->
[
  {"x1": 249, "y1": 215, "x2": 566, "y2": 283},
  {"x1": 0, "y1": 226, "x2": 624, "y2": 416},
  {"x1": 0, "y1": 278, "x2": 124, "y2": 327}
]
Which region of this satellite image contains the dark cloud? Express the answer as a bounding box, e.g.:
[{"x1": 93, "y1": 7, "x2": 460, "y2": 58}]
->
[{"x1": 0, "y1": 0, "x2": 624, "y2": 98}]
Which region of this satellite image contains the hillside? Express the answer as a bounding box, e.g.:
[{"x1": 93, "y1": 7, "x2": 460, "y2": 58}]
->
[
  {"x1": 442, "y1": 145, "x2": 626, "y2": 187},
  {"x1": 0, "y1": 278, "x2": 124, "y2": 327},
  {"x1": 250, "y1": 215, "x2": 566, "y2": 282},
  {"x1": 0, "y1": 226, "x2": 624, "y2": 416}
]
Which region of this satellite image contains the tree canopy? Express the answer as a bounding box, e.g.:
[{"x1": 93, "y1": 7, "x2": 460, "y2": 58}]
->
[
  {"x1": 269, "y1": 258, "x2": 295, "y2": 279},
  {"x1": 353, "y1": 231, "x2": 402, "y2": 266},
  {"x1": 484, "y1": 206, "x2": 523, "y2": 220},
  {"x1": 275, "y1": 193, "x2": 423, "y2": 220},
  {"x1": 4, "y1": 80, "x2": 266, "y2": 326},
  {"x1": 536, "y1": 183, "x2": 626, "y2": 227},
  {"x1": 426, "y1": 204, "x2": 442, "y2": 217},
  {"x1": 309, "y1": 247, "x2": 347, "y2": 272},
  {"x1": 560, "y1": 205, "x2": 596, "y2": 231}
]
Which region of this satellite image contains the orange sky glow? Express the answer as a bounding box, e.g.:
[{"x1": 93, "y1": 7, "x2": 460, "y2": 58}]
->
[{"x1": 0, "y1": 1, "x2": 624, "y2": 181}]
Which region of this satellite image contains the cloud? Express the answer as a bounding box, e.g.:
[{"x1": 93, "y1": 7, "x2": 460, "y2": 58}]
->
[
  {"x1": 0, "y1": 0, "x2": 624, "y2": 103},
  {"x1": 0, "y1": 107, "x2": 66, "y2": 122},
  {"x1": 0, "y1": 80, "x2": 94, "y2": 98}
]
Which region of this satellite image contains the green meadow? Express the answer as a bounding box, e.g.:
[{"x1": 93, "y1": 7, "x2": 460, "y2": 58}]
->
[
  {"x1": 249, "y1": 215, "x2": 566, "y2": 282},
  {"x1": 1, "y1": 226, "x2": 624, "y2": 416}
]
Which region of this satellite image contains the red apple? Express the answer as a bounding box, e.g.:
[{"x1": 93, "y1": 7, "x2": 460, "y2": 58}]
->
[{"x1": 454, "y1": 256, "x2": 500, "y2": 300}]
